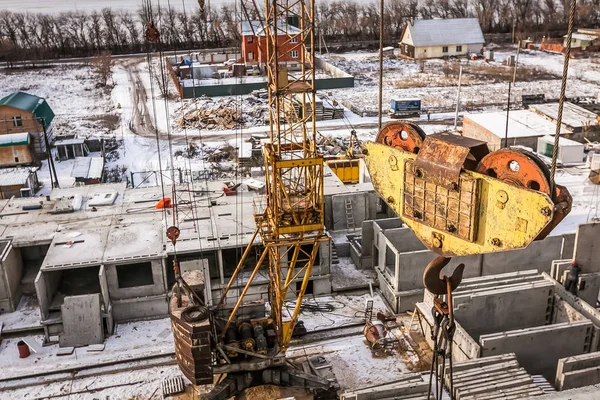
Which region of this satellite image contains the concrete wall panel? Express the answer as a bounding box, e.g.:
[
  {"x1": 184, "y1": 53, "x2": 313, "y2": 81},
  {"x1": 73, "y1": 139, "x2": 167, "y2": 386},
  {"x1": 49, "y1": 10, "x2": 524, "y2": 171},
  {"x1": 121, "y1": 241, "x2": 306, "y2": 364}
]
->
[
  {"x1": 453, "y1": 284, "x2": 553, "y2": 338},
  {"x1": 480, "y1": 320, "x2": 593, "y2": 379},
  {"x1": 482, "y1": 236, "x2": 563, "y2": 276},
  {"x1": 105, "y1": 260, "x2": 165, "y2": 300},
  {"x1": 60, "y1": 293, "x2": 104, "y2": 347},
  {"x1": 112, "y1": 295, "x2": 168, "y2": 322},
  {"x1": 574, "y1": 223, "x2": 600, "y2": 273}
]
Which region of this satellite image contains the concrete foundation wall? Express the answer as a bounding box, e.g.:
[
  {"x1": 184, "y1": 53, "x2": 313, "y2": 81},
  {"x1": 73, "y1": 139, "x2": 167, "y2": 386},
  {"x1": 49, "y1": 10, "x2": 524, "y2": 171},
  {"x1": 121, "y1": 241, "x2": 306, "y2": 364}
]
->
[
  {"x1": 554, "y1": 299, "x2": 589, "y2": 324},
  {"x1": 35, "y1": 269, "x2": 61, "y2": 320},
  {"x1": 453, "y1": 283, "x2": 554, "y2": 338},
  {"x1": 398, "y1": 251, "x2": 482, "y2": 291},
  {"x1": 480, "y1": 320, "x2": 593, "y2": 379},
  {"x1": 105, "y1": 259, "x2": 165, "y2": 300},
  {"x1": 112, "y1": 295, "x2": 169, "y2": 322},
  {"x1": 573, "y1": 222, "x2": 600, "y2": 273},
  {"x1": 0, "y1": 245, "x2": 22, "y2": 313},
  {"x1": 482, "y1": 236, "x2": 563, "y2": 276}
]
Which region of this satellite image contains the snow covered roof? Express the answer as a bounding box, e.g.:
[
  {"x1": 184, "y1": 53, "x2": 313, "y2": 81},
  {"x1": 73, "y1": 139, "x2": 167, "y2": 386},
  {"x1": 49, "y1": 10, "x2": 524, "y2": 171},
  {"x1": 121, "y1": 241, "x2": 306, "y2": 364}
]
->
[
  {"x1": 529, "y1": 102, "x2": 599, "y2": 128},
  {"x1": 0, "y1": 132, "x2": 30, "y2": 147},
  {"x1": 0, "y1": 167, "x2": 33, "y2": 186},
  {"x1": 55, "y1": 138, "x2": 85, "y2": 146},
  {"x1": 465, "y1": 110, "x2": 570, "y2": 139},
  {"x1": 403, "y1": 18, "x2": 484, "y2": 47},
  {"x1": 538, "y1": 135, "x2": 584, "y2": 147},
  {"x1": 71, "y1": 156, "x2": 104, "y2": 180},
  {"x1": 565, "y1": 33, "x2": 598, "y2": 41},
  {"x1": 240, "y1": 20, "x2": 264, "y2": 36},
  {"x1": 240, "y1": 20, "x2": 301, "y2": 37}
]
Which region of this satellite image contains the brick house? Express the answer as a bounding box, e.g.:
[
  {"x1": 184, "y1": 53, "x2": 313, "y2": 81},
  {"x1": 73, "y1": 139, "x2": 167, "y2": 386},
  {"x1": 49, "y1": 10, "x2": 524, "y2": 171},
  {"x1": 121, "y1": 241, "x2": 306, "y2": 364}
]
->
[
  {"x1": 240, "y1": 20, "x2": 303, "y2": 69},
  {"x1": 0, "y1": 92, "x2": 55, "y2": 164}
]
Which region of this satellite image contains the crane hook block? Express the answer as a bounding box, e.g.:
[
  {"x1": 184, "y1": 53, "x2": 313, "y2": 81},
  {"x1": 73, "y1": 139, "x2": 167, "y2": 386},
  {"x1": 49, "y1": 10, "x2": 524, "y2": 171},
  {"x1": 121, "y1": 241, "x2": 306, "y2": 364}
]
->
[{"x1": 363, "y1": 132, "x2": 572, "y2": 257}]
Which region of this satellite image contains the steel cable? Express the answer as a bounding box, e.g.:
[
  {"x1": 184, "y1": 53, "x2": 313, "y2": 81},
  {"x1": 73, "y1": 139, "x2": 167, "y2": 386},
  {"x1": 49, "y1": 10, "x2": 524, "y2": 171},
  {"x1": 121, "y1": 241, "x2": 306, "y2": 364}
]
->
[{"x1": 550, "y1": 0, "x2": 577, "y2": 193}]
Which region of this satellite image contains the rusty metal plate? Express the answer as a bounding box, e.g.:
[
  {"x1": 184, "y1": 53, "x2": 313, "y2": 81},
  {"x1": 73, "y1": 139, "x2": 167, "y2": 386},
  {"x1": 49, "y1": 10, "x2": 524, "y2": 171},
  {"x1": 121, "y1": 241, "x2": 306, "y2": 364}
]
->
[
  {"x1": 414, "y1": 134, "x2": 489, "y2": 191},
  {"x1": 403, "y1": 159, "x2": 479, "y2": 242}
]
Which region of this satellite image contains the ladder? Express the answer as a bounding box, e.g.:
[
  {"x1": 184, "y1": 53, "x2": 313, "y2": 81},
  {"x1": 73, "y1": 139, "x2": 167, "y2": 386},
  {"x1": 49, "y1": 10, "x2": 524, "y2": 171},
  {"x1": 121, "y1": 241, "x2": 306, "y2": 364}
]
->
[{"x1": 345, "y1": 199, "x2": 355, "y2": 230}]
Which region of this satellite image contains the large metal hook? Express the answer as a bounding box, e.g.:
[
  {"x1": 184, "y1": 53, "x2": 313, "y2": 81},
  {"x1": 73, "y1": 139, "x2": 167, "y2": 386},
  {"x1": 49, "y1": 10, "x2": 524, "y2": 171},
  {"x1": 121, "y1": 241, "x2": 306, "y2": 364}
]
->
[{"x1": 423, "y1": 256, "x2": 465, "y2": 296}]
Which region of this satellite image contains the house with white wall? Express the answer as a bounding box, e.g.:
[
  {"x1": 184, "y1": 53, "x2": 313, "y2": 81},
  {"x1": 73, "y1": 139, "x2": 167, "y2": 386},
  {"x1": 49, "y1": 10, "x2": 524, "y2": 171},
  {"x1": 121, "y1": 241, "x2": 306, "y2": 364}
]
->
[{"x1": 399, "y1": 18, "x2": 485, "y2": 59}]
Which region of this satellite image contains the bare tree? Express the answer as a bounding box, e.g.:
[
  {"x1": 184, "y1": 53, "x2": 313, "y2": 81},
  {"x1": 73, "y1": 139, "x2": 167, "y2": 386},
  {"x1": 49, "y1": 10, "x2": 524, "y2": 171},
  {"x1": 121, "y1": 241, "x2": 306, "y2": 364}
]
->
[{"x1": 90, "y1": 51, "x2": 113, "y2": 87}]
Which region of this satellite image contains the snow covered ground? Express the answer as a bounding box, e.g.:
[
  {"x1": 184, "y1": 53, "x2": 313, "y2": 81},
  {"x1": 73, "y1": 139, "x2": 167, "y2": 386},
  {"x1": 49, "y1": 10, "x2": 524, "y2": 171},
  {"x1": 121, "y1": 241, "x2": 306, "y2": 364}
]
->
[
  {"x1": 0, "y1": 64, "x2": 116, "y2": 139},
  {"x1": 324, "y1": 49, "x2": 600, "y2": 113}
]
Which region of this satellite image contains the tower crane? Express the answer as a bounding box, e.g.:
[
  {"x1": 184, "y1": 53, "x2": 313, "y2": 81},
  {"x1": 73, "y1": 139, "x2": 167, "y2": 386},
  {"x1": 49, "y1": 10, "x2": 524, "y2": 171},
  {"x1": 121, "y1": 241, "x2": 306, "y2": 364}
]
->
[{"x1": 168, "y1": 0, "x2": 335, "y2": 398}]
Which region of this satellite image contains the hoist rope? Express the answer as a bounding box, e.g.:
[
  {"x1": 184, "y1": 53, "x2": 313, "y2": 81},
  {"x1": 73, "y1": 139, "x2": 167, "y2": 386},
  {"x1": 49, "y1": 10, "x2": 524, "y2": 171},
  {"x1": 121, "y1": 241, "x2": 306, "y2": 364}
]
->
[
  {"x1": 550, "y1": 0, "x2": 577, "y2": 194},
  {"x1": 377, "y1": 0, "x2": 384, "y2": 132}
]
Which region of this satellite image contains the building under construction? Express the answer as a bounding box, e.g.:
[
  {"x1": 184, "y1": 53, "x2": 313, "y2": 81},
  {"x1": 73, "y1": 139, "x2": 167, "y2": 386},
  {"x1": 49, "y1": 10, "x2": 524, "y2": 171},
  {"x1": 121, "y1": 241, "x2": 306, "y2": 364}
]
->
[{"x1": 4, "y1": 0, "x2": 600, "y2": 398}]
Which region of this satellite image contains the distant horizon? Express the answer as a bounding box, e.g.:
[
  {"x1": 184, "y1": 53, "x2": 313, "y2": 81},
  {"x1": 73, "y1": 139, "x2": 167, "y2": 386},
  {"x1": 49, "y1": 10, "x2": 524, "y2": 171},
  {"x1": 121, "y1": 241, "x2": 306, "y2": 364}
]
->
[{"x1": 0, "y1": 0, "x2": 234, "y2": 14}]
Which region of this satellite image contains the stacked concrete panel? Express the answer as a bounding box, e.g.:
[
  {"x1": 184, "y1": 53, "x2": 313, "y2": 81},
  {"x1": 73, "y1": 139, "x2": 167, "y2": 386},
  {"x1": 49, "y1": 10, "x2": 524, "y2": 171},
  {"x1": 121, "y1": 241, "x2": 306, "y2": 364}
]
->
[
  {"x1": 556, "y1": 352, "x2": 600, "y2": 390},
  {"x1": 443, "y1": 353, "x2": 546, "y2": 400},
  {"x1": 340, "y1": 372, "x2": 429, "y2": 400},
  {"x1": 417, "y1": 271, "x2": 600, "y2": 382},
  {"x1": 361, "y1": 218, "x2": 575, "y2": 313}
]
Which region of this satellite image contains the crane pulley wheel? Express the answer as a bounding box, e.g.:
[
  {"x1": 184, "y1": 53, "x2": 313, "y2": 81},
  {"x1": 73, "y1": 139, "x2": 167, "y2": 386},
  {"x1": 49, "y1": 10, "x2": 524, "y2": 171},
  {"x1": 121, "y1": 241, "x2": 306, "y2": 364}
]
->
[
  {"x1": 476, "y1": 148, "x2": 552, "y2": 195},
  {"x1": 375, "y1": 121, "x2": 426, "y2": 154}
]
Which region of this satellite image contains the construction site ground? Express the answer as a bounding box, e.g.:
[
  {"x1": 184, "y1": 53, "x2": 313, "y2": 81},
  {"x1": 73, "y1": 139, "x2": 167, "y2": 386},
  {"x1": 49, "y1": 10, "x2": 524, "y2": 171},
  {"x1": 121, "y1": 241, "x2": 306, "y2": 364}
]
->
[{"x1": 0, "y1": 293, "x2": 432, "y2": 399}]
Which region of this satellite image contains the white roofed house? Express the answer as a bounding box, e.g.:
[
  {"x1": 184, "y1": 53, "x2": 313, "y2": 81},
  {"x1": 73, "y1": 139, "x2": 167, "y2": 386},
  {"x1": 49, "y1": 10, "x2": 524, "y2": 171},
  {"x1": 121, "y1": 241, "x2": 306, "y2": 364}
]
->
[{"x1": 399, "y1": 18, "x2": 485, "y2": 59}]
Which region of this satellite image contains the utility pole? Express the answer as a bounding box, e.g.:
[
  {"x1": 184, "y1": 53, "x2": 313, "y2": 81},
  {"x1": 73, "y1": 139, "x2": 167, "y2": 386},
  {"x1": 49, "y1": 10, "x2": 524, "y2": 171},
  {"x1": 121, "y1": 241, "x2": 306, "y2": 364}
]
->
[
  {"x1": 454, "y1": 65, "x2": 463, "y2": 131},
  {"x1": 41, "y1": 118, "x2": 59, "y2": 189},
  {"x1": 504, "y1": 43, "x2": 521, "y2": 148}
]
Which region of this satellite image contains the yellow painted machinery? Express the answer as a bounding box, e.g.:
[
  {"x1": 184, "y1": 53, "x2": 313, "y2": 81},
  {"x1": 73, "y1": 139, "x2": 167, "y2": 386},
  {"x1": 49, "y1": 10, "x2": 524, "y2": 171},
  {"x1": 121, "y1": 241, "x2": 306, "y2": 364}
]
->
[{"x1": 364, "y1": 121, "x2": 573, "y2": 258}]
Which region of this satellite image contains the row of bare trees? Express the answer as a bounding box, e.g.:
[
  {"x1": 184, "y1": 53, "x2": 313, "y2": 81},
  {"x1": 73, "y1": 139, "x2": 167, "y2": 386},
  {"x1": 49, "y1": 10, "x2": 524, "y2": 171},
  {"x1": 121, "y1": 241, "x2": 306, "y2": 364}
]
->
[{"x1": 0, "y1": 0, "x2": 598, "y2": 63}]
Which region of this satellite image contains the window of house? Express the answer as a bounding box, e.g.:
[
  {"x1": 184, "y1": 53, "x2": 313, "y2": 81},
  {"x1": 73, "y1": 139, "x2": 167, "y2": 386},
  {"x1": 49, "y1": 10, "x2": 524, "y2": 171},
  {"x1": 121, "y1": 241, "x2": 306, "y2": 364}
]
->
[
  {"x1": 456, "y1": 45, "x2": 463, "y2": 52},
  {"x1": 248, "y1": 36, "x2": 253, "y2": 43},
  {"x1": 442, "y1": 46, "x2": 448, "y2": 53},
  {"x1": 12, "y1": 116, "x2": 23, "y2": 127},
  {"x1": 116, "y1": 262, "x2": 154, "y2": 288},
  {"x1": 290, "y1": 37, "x2": 298, "y2": 44},
  {"x1": 14, "y1": 157, "x2": 18, "y2": 163},
  {"x1": 249, "y1": 52, "x2": 254, "y2": 61},
  {"x1": 291, "y1": 50, "x2": 299, "y2": 59}
]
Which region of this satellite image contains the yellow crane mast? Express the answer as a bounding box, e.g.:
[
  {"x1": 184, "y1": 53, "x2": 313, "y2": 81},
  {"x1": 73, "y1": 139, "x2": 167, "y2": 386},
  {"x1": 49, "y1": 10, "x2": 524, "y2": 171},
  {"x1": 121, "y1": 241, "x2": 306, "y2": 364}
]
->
[{"x1": 169, "y1": 0, "x2": 334, "y2": 398}]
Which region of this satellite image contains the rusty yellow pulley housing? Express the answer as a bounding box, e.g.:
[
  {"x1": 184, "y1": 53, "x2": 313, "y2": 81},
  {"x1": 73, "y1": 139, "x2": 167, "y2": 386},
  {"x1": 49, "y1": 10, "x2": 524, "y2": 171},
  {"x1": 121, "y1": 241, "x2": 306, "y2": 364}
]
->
[{"x1": 365, "y1": 122, "x2": 572, "y2": 257}]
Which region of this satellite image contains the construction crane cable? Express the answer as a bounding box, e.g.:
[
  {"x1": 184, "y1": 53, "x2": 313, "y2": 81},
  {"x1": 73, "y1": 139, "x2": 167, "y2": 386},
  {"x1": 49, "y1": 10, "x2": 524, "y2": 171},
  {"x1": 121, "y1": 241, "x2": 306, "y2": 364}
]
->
[
  {"x1": 377, "y1": 0, "x2": 384, "y2": 132},
  {"x1": 550, "y1": 0, "x2": 577, "y2": 193}
]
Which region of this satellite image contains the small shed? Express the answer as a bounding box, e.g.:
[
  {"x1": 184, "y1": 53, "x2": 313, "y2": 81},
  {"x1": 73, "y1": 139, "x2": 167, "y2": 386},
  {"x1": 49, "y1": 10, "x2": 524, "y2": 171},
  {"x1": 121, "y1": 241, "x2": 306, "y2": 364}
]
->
[
  {"x1": 0, "y1": 132, "x2": 34, "y2": 166},
  {"x1": 55, "y1": 138, "x2": 89, "y2": 161},
  {"x1": 0, "y1": 167, "x2": 39, "y2": 198},
  {"x1": 463, "y1": 110, "x2": 571, "y2": 151},
  {"x1": 71, "y1": 157, "x2": 104, "y2": 185},
  {"x1": 537, "y1": 136, "x2": 584, "y2": 165},
  {"x1": 529, "y1": 102, "x2": 599, "y2": 135}
]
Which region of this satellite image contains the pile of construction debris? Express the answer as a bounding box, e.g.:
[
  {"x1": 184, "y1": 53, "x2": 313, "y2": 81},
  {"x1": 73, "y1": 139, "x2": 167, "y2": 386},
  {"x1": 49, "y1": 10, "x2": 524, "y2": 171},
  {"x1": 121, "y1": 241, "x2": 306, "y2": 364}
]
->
[
  {"x1": 173, "y1": 94, "x2": 270, "y2": 131},
  {"x1": 174, "y1": 91, "x2": 346, "y2": 131}
]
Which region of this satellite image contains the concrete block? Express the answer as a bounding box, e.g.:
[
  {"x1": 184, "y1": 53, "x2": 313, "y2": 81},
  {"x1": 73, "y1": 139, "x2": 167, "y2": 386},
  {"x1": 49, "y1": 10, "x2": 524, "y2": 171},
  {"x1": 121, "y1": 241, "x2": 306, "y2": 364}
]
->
[
  {"x1": 482, "y1": 236, "x2": 563, "y2": 275},
  {"x1": 59, "y1": 294, "x2": 104, "y2": 348},
  {"x1": 551, "y1": 260, "x2": 572, "y2": 281},
  {"x1": 573, "y1": 222, "x2": 600, "y2": 273},
  {"x1": 480, "y1": 320, "x2": 593, "y2": 379}
]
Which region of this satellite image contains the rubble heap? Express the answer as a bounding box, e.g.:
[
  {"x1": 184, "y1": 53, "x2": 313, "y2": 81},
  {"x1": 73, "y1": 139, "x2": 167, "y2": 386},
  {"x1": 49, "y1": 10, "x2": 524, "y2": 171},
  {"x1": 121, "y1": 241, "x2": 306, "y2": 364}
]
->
[{"x1": 174, "y1": 94, "x2": 270, "y2": 131}]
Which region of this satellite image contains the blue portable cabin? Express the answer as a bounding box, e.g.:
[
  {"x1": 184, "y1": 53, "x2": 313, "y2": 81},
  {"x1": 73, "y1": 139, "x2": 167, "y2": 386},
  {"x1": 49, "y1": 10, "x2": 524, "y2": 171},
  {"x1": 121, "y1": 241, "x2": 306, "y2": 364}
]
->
[{"x1": 390, "y1": 98, "x2": 421, "y2": 113}]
